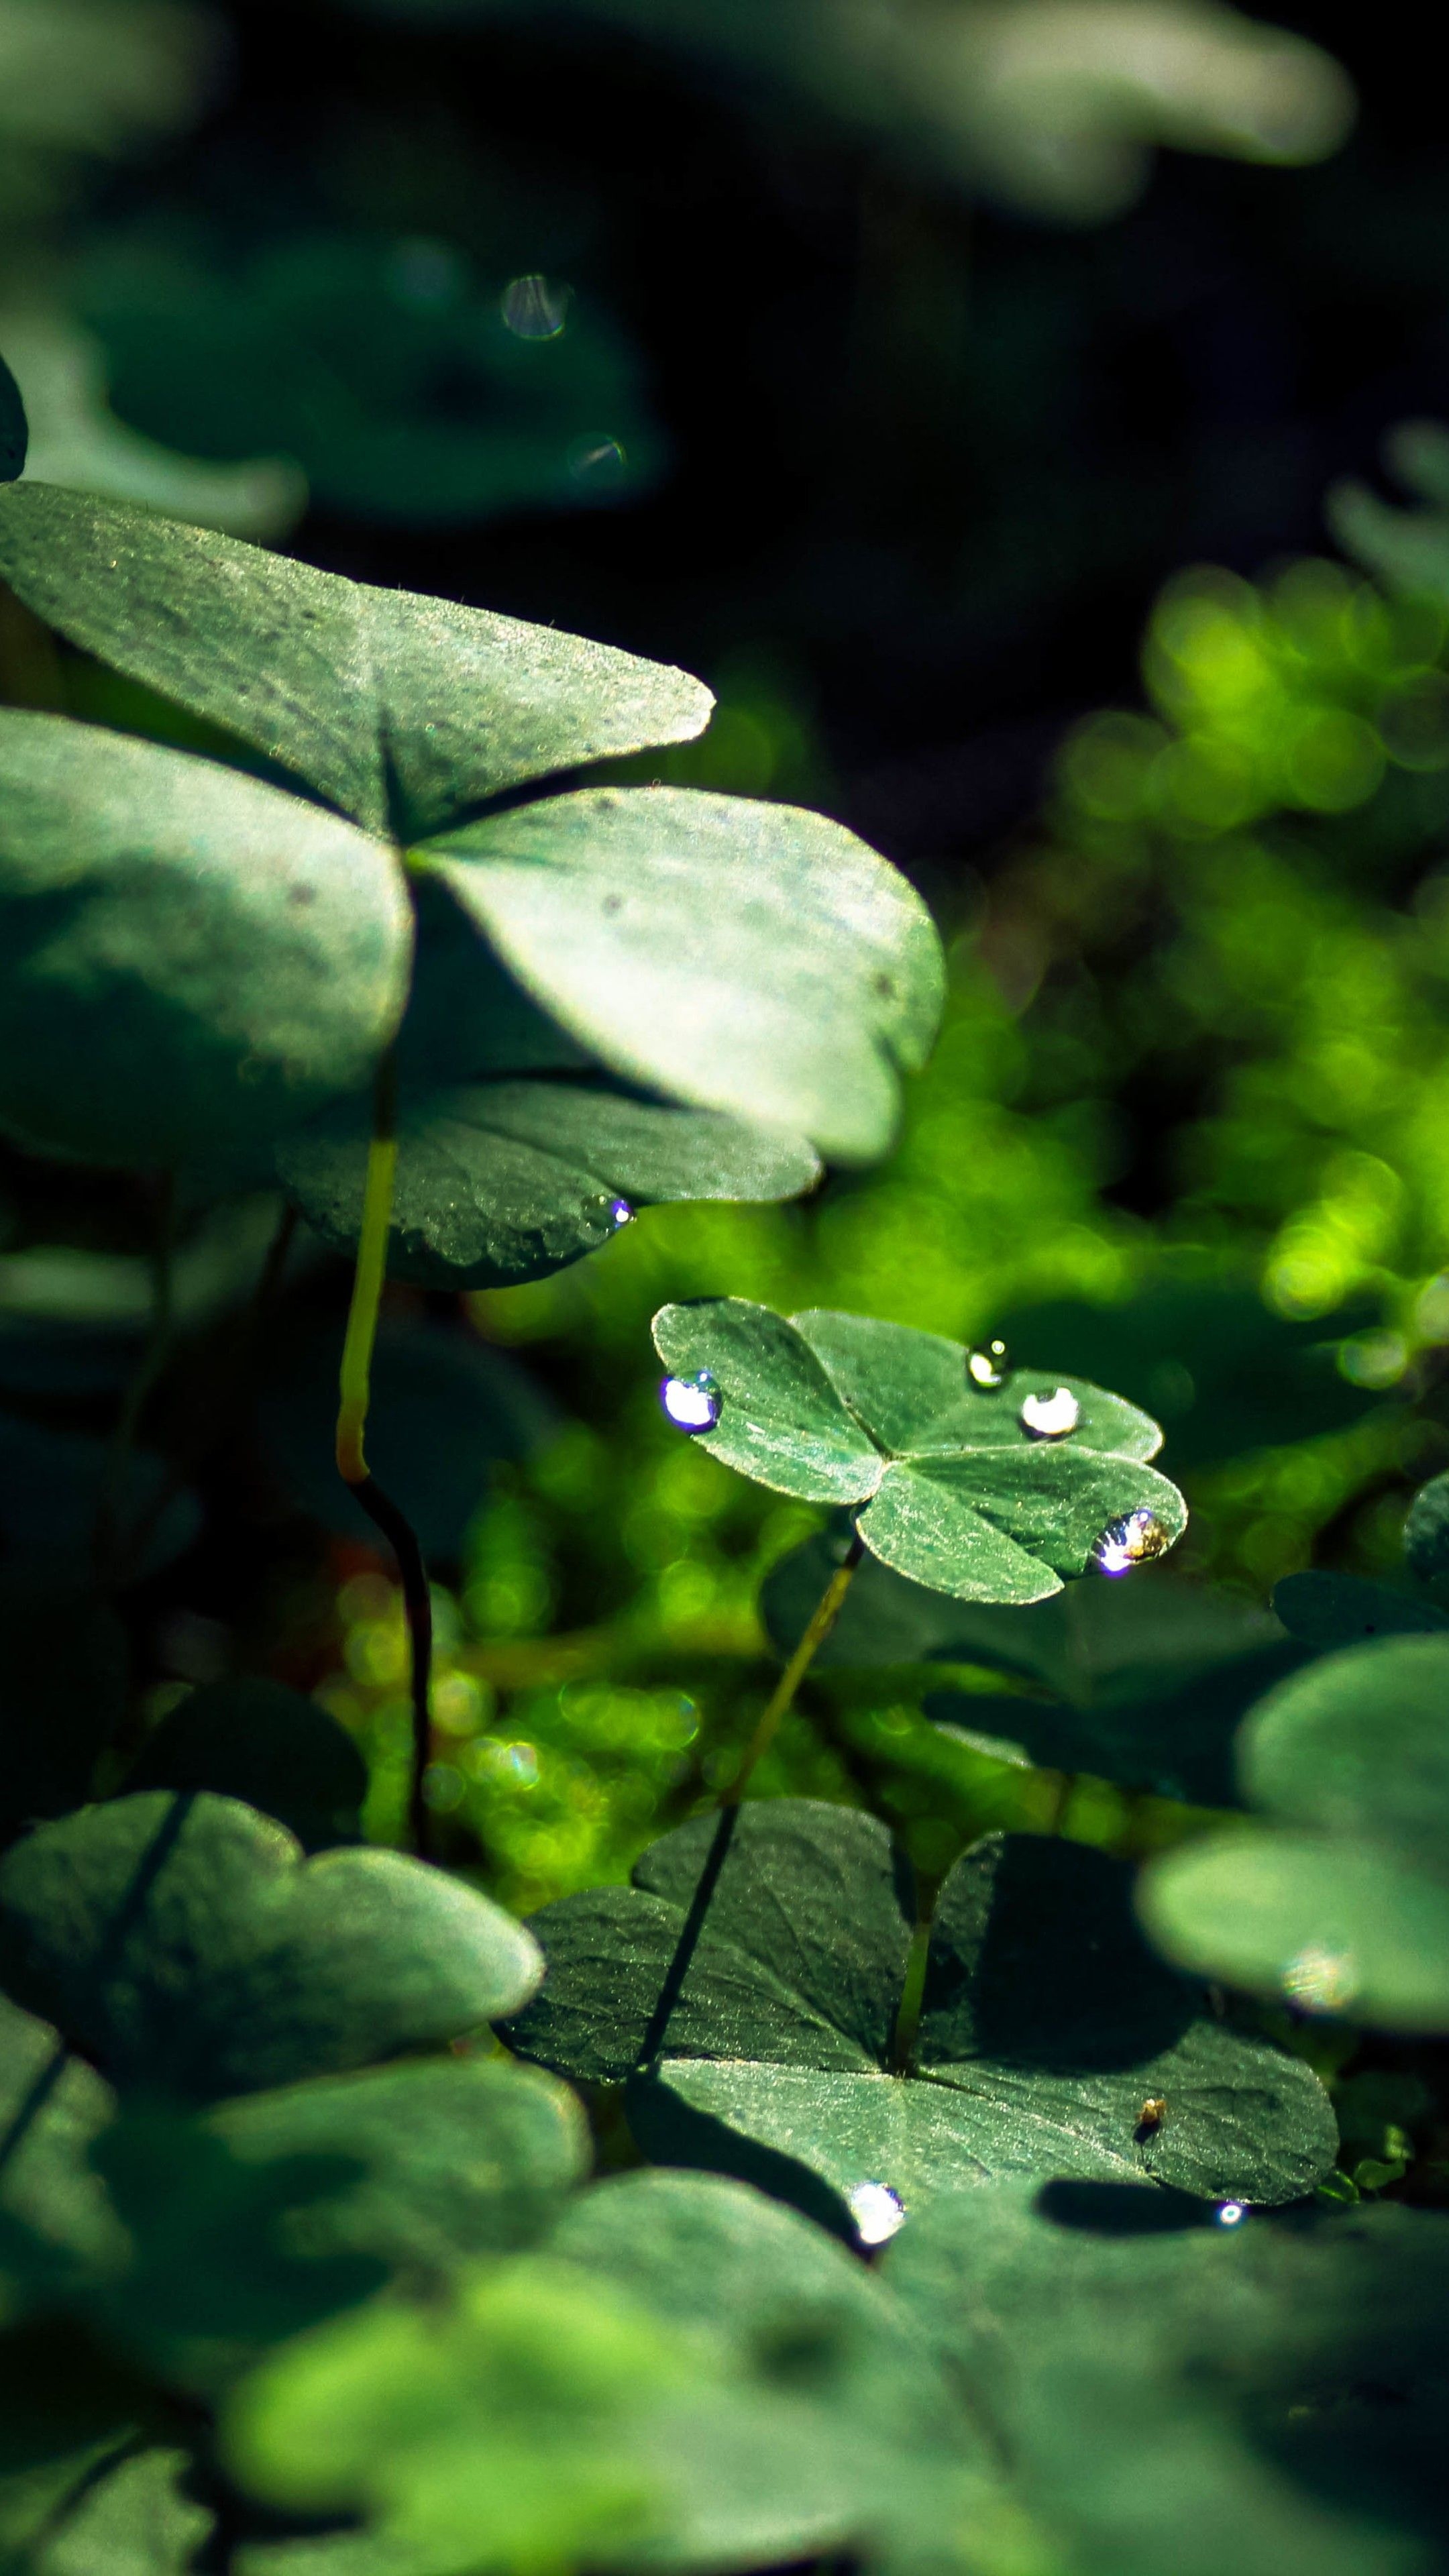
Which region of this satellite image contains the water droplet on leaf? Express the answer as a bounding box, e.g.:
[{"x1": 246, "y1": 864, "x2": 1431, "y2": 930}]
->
[
  {"x1": 1019, "y1": 1386, "x2": 1081, "y2": 1440},
  {"x1": 1214, "y1": 2201, "x2": 1248, "y2": 2228},
  {"x1": 849, "y1": 2180, "x2": 906, "y2": 2246},
  {"x1": 660, "y1": 1372, "x2": 721, "y2": 1434},
  {"x1": 610, "y1": 1199, "x2": 634, "y2": 1228},
  {"x1": 967, "y1": 1339, "x2": 1010, "y2": 1391},
  {"x1": 1093, "y1": 1509, "x2": 1171, "y2": 1576}
]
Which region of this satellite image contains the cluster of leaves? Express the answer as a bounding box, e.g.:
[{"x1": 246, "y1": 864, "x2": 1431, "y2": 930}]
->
[{"x1": 4, "y1": 390, "x2": 1449, "y2": 2576}]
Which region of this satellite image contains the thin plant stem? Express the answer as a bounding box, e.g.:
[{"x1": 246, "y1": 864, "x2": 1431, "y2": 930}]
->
[
  {"x1": 720, "y1": 1530, "x2": 866, "y2": 1807},
  {"x1": 333, "y1": 1054, "x2": 435, "y2": 1858},
  {"x1": 636, "y1": 1534, "x2": 867, "y2": 2071},
  {"x1": 95, "y1": 1173, "x2": 176, "y2": 1585}
]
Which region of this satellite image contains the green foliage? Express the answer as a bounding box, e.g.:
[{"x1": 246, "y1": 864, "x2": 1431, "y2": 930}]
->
[
  {"x1": 6, "y1": 76, "x2": 1449, "y2": 2560},
  {"x1": 0, "y1": 1791, "x2": 542, "y2": 2097},
  {"x1": 1140, "y1": 1633, "x2": 1449, "y2": 2032}
]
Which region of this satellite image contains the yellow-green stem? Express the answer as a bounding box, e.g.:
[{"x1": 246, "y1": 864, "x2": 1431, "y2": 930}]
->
[
  {"x1": 721, "y1": 1532, "x2": 865, "y2": 1806},
  {"x1": 333, "y1": 1057, "x2": 435, "y2": 1858},
  {"x1": 335, "y1": 1110, "x2": 399, "y2": 1485}
]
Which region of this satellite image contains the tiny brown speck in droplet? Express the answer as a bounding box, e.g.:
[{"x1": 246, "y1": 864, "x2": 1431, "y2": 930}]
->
[
  {"x1": 602, "y1": 894, "x2": 623, "y2": 916},
  {"x1": 289, "y1": 884, "x2": 318, "y2": 907}
]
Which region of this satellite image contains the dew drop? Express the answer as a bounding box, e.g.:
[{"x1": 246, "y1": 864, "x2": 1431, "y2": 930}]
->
[
  {"x1": 1214, "y1": 2201, "x2": 1248, "y2": 2228},
  {"x1": 849, "y1": 2180, "x2": 906, "y2": 2247},
  {"x1": 1019, "y1": 1385, "x2": 1081, "y2": 1440},
  {"x1": 967, "y1": 1338, "x2": 1010, "y2": 1391},
  {"x1": 610, "y1": 1198, "x2": 634, "y2": 1228},
  {"x1": 1093, "y1": 1509, "x2": 1171, "y2": 1576},
  {"x1": 501, "y1": 272, "x2": 570, "y2": 339},
  {"x1": 660, "y1": 1371, "x2": 721, "y2": 1433}
]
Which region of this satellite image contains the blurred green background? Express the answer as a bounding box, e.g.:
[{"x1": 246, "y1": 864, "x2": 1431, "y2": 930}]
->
[{"x1": 7, "y1": 0, "x2": 1449, "y2": 1909}]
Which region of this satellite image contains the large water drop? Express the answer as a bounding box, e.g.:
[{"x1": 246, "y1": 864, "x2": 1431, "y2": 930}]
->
[
  {"x1": 660, "y1": 1371, "x2": 722, "y2": 1434},
  {"x1": 1020, "y1": 1386, "x2": 1081, "y2": 1440},
  {"x1": 849, "y1": 2180, "x2": 906, "y2": 2247},
  {"x1": 1093, "y1": 1509, "x2": 1171, "y2": 1576},
  {"x1": 967, "y1": 1338, "x2": 1010, "y2": 1391}
]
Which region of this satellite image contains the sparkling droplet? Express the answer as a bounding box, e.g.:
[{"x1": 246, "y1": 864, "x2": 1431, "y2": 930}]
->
[
  {"x1": 1282, "y1": 1944, "x2": 1358, "y2": 2011},
  {"x1": 610, "y1": 1198, "x2": 634, "y2": 1228},
  {"x1": 1214, "y1": 2201, "x2": 1247, "y2": 2228},
  {"x1": 569, "y1": 433, "x2": 627, "y2": 489},
  {"x1": 500, "y1": 273, "x2": 570, "y2": 339},
  {"x1": 849, "y1": 2180, "x2": 906, "y2": 2247},
  {"x1": 1019, "y1": 1386, "x2": 1081, "y2": 1440},
  {"x1": 660, "y1": 1371, "x2": 721, "y2": 1434},
  {"x1": 1093, "y1": 1509, "x2": 1171, "y2": 1577},
  {"x1": 967, "y1": 1338, "x2": 1010, "y2": 1391}
]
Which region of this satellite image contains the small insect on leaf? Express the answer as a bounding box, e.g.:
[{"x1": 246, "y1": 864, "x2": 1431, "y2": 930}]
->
[{"x1": 1136, "y1": 2095, "x2": 1169, "y2": 2141}]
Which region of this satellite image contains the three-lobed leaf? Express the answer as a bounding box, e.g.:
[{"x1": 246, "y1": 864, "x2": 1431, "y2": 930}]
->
[
  {"x1": 503, "y1": 1799, "x2": 1336, "y2": 2231},
  {"x1": 654, "y1": 1299, "x2": 1187, "y2": 1602}
]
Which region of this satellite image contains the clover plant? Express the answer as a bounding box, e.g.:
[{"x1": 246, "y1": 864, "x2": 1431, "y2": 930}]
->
[{"x1": 1, "y1": 366, "x2": 1447, "y2": 2576}]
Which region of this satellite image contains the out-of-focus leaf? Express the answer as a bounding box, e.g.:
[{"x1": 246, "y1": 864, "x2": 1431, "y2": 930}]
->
[
  {"x1": 0, "y1": 1991, "x2": 124, "y2": 2313},
  {"x1": 79, "y1": 229, "x2": 662, "y2": 527},
  {"x1": 0, "y1": 1411, "x2": 199, "y2": 1578},
  {"x1": 1273, "y1": 1570, "x2": 1449, "y2": 1650},
  {"x1": 1141, "y1": 1635, "x2": 1449, "y2": 2030},
  {"x1": 0, "y1": 1574, "x2": 127, "y2": 1832},
  {"x1": 0, "y1": 710, "x2": 413, "y2": 1169},
  {"x1": 221, "y1": 2252, "x2": 871, "y2": 2576},
  {"x1": 260, "y1": 1316, "x2": 555, "y2": 1559},
  {"x1": 1, "y1": 304, "x2": 304, "y2": 538},
  {"x1": 276, "y1": 1077, "x2": 820, "y2": 1290},
  {"x1": 995, "y1": 1281, "x2": 1378, "y2": 1470},
  {"x1": 654, "y1": 1299, "x2": 1185, "y2": 1603},
  {"x1": 883, "y1": 2178, "x2": 1449, "y2": 2576},
  {"x1": 124, "y1": 1680, "x2": 367, "y2": 1852},
  {"x1": 419, "y1": 791, "x2": 944, "y2": 1167},
  {"x1": 504, "y1": 1801, "x2": 1335, "y2": 2228},
  {"x1": 767, "y1": 1532, "x2": 1303, "y2": 1800},
  {"x1": 0, "y1": 484, "x2": 712, "y2": 840},
  {"x1": 1330, "y1": 421, "x2": 1449, "y2": 604},
  {"x1": 342, "y1": 0, "x2": 1353, "y2": 223},
  {"x1": 87, "y1": 2056, "x2": 587, "y2": 2391},
  {"x1": 0, "y1": 1790, "x2": 543, "y2": 2100},
  {"x1": 1, "y1": 343, "x2": 26, "y2": 480}
]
